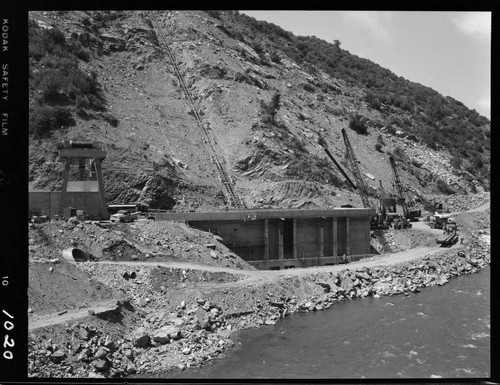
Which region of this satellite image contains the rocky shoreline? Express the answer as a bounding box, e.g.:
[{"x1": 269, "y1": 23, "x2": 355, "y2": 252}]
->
[{"x1": 28, "y1": 228, "x2": 490, "y2": 379}]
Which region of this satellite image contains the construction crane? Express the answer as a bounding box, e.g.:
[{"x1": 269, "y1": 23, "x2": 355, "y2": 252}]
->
[
  {"x1": 389, "y1": 155, "x2": 408, "y2": 217},
  {"x1": 319, "y1": 138, "x2": 357, "y2": 190},
  {"x1": 379, "y1": 180, "x2": 387, "y2": 217},
  {"x1": 341, "y1": 128, "x2": 371, "y2": 209},
  {"x1": 388, "y1": 155, "x2": 420, "y2": 222},
  {"x1": 319, "y1": 131, "x2": 386, "y2": 229}
]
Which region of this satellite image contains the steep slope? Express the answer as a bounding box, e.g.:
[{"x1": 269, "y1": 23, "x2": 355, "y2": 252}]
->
[{"x1": 28, "y1": 10, "x2": 490, "y2": 211}]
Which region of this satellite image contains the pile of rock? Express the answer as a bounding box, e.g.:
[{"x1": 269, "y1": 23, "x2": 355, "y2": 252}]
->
[
  {"x1": 28, "y1": 297, "x2": 235, "y2": 378},
  {"x1": 29, "y1": 323, "x2": 137, "y2": 378},
  {"x1": 79, "y1": 263, "x2": 157, "y2": 309},
  {"x1": 230, "y1": 241, "x2": 491, "y2": 328},
  {"x1": 427, "y1": 193, "x2": 490, "y2": 213}
]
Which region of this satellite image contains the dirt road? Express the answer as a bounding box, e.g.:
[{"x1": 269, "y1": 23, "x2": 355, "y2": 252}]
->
[
  {"x1": 29, "y1": 299, "x2": 120, "y2": 330},
  {"x1": 450, "y1": 201, "x2": 490, "y2": 215},
  {"x1": 28, "y1": 241, "x2": 460, "y2": 330}
]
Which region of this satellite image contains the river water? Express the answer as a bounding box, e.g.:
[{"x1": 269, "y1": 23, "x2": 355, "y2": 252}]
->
[{"x1": 166, "y1": 267, "x2": 490, "y2": 379}]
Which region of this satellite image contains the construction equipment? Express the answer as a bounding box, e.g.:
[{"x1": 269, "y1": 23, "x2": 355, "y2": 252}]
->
[
  {"x1": 379, "y1": 180, "x2": 387, "y2": 217},
  {"x1": 378, "y1": 180, "x2": 397, "y2": 216},
  {"x1": 341, "y1": 128, "x2": 371, "y2": 209},
  {"x1": 436, "y1": 231, "x2": 459, "y2": 246},
  {"x1": 342, "y1": 129, "x2": 392, "y2": 229},
  {"x1": 378, "y1": 180, "x2": 406, "y2": 228},
  {"x1": 319, "y1": 130, "x2": 387, "y2": 229},
  {"x1": 427, "y1": 213, "x2": 457, "y2": 231},
  {"x1": 388, "y1": 155, "x2": 420, "y2": 222},
  {"x1": 433, "y1": 201, "x2": 450, "y2": 214},
  {"x1": 321, "y1": 143, "x2": 357, "y2": 190},
  {"x1": 414, "y1": 192, "x2": 436, "y2": 213},
  {"x1": 110, "y1": 210, "x2": 137, "y2": 223}
]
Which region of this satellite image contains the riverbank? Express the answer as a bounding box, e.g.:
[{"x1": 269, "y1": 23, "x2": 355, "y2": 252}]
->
[{"x1": 28, "y1": 201, "x2": 490, "y2": 378}]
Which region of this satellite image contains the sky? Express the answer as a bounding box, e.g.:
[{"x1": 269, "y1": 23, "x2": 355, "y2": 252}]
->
[{"x1": 241, "y1": 11, "x2": 491, "y2": 119}]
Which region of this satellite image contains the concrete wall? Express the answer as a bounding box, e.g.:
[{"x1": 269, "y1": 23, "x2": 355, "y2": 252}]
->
[
  {"x1": 295, "y1": 218, "x2": 320, "y2": 258},
  {"x1": 186, "y1": 209, "x2": 373, "y2": 270},
  {"x1": 336, "y1": 218, "x2": 347, "y2": 256},
  {"x1": 29, "y1": 191, "x2": 103, "y2": 218},
  {"x1": 349, "y1": 217, "x2": 371, "y2": 255}
]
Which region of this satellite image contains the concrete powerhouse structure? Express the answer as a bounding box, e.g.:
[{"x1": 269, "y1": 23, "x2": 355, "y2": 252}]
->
[
  {"x1": 29, "y1": 141, "x2": 108, "y2": 220},
  {"x1": 29, "y1": 190, "x2": 103, "y2": 219},
  {"x1": 157, "y1": 208, "x2": 375, "y2": 269}
]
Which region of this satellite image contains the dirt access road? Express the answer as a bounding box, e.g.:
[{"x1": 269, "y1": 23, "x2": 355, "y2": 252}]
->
[
  {"x1": 450, "y1": 201, "x2": 490, "y2": 215},
  {"x1": 28, "y1": 241, "x2": 462, "y2": 330},
  {"x1": 29, "y1": 299, "x2": 121, "y2": 331}
]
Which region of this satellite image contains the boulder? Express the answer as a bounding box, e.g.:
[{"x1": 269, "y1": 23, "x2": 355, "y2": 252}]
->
[
  {"x1": 136, "y1": 298, "x2": 148, "y2": 307},
  {"x1": 358, "y1": 271, "x2": 371, "y2": 280},
  {"x1": 316, "y1": 282, "x2": 331, "y2": 293},
  {"x1": 103, "y1": 337, "x2": 116, "y2": 352},
  {"x1": 92, "y1": 358, "x2": 109, "y2": 372},
  {"x1": 158, "y1": 325, "x2": 182, "y2": 341},
  {"x1": 152, "y1": 330, "x2": 170, "y2": 344},
  {"x1": 78, "y1": 328, "x2": 90, "y2": 341},
  {"x1": 195, "y1": 307, "x2": 211, "y2": 329},
  {"x1": 210, "y1": 307, "x2": 220, "y2": 316},
  {"x1": 123, "y1": 349, "x2": 133, "y2": 359},
  {"x1": 133, "y1": 329, "x2": 150, "y2": 348},
  {"x1": 94, "y1": 347, "x2": 108, "y2": 359},
  {"x1": 269, "y1": 301, "x2": 285, "y2": 309},
  {"x1": 340, "y1": 277, "x2": 354, "y2": 292},
  {"x1": 50, "y1": 350, "x2": 66, "y2": 362},
  {"x1": 126, "y1": 363, "x2": 137, "y2": 374}
]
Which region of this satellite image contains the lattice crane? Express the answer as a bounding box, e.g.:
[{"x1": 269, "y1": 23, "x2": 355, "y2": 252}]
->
[
  {"x1": 389, "y1": 155, "x2": 409, "y2": 218},
  {"x1": 341, "y1": 128, "x2": 371, "y2": 209},
  {"x1": 379, "y1": 180, "x2": 387, "y2": 217},
  {"x1": 319, "y1": 137, "x2": 357, "y2": 190}
]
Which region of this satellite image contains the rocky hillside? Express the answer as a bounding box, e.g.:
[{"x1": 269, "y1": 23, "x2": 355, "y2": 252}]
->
[{"x1": 28, "y1": 10, "x2": 490, "y2": 211}]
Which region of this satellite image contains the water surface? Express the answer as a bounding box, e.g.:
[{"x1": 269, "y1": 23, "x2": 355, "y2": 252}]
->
[{"x1": 166, "y1": 267, "x2": 490, "y2": 379}]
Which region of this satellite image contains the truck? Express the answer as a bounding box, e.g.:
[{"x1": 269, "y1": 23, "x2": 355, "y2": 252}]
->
[
  {"x1": 110, "y1": 209, "x2": 137, "y2": 223},
  {"x1": 427, "y1": 214, "x2": 457, "y2": 231},
  {"x1": 436, "y1": 230, "x2": 459, "y2": 246}
]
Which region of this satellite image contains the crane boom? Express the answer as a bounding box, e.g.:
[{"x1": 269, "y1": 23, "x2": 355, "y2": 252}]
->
[
  {"x1": 389, "y1": 155, "x2": 408, "y2": 217},
  {"x1": 379, "y1": 180, "x2": 387, "y2": 216},
  {"x1": 341, "y1": 128, "x2": 371, "y2": 209},
  {"x1": 321, "y1": 146, "x2": 357, "y2": 190}
]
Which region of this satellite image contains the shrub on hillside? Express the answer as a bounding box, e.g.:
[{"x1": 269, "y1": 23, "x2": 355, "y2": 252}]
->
[
  {"x1": 348, "y1": 114, "x2": 368, "y2": 135},
  {"x1": 393, "y1": 146, "x2": 406, "y2": 159},
  {"x1": 30, "y1": 105, "x2": 75, "y2": 137},
  {"x1": 204, "y1": 10, "x2": 222, "y2": 19},
  {"x1": 436, "y1": 179, "x2": 456, "y2": 195},
  {"x1": 260, "y1": 93, "x2": 281, "y2": 126},
  {"x1": 29, "y1": 19, "x2": 108, "y2": 137},
  {"x1": 39, "y1": 72, "x2": 64, "y2": 102},
  {"x1": 252, "y1": 41, "x2": 264, "y2": 55},
  {"x1": 270, "y1": 52, "x2": 281, "y2": 64},
  {"x1": 68, "y1": 42, "x2": 91, "y2": 62}
]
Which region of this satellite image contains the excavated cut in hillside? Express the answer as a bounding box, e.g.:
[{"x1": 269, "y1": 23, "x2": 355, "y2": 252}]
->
[{"x1": 28, "y1": 10, "x2": 490, "y2": 210}]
